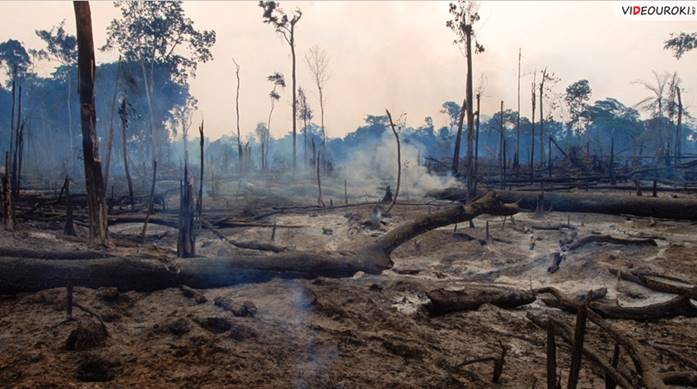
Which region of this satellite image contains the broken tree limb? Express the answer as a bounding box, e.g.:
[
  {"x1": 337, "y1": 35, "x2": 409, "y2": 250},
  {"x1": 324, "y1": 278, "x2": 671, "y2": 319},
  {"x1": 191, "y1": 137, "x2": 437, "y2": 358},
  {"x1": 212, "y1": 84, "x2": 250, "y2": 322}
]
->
[
  {"x1": 200, "y1": 218, "x2": 288, "y2": 253},
  {"x1": 536, "y1": 286, "x2": 697, "y2": 321},
  {"x1": 0, "y1": 247, "x2": 112, "y2": 260},
  {"x1": 608, "y1": 269, "x2": 697, "y2": 299},
  {"x1": 429, "y1": 188, "x2": 697, "y2": 220},
  {"x1": 425, "y1": 286, "x2": 535, "y2": 316},
  {"x1": 0, "y1": 191, "x2": 518, "y2": 293}
]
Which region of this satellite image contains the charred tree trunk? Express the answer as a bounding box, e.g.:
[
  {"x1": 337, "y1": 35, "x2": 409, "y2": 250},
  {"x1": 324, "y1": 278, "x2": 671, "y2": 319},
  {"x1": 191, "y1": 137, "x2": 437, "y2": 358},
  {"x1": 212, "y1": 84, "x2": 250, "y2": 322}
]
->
[
  {"x1": 315, "y1": 140, "x2": 325, "y2": 208},
  {"x1": 118, "y1": 98, "x2": 134, "y2": 209},
  {"x1": 473, "y1": 93, "x2": 480, "y2": 195},
  {"x1": 11, "y1": 85, "x2": 22, "y2": 198},
  {"x1": 197, "y1": 121, "x2": 204, "y2": 218},
  {"x1": 290, "y1": 25, "x2": 297, "y2": 171},
  {"x1": 675, "y1": 86, "x2": 682, "y2": 159},
  {"x1": 232, "y1": 58, "x2": 243, "y2": 173},
  {"x1": 515, "y1": 48, "x2": 521, "y2": 169},
  {"x1": 2, "y1": 152, "x2": 14, "y2": 231},
  {"x1": 539, "y1": 69, "x2": 547, "y2": 168},
  {"x1": 103, "y1": 57, "x2": 121, "y2": 190},
  {"x1": 452, "y1": 97, "x2": 466, "y2": 175},
  {"x1": 385, "y1": 110, "x2": 401, "y2": 214},
  {"x1": 63, "y1": 176, "x2": 76, "y2": 236},
  {"x1": 74, "y1": 1, "x2": 108, "y2": 246},
  {"x1": 530, "y1": 82, "x2": 536, "y2": 183},
  {"x1": 178, "y1": 176, "x2": 196, "y2": 258},
  {"x1": 140, "y1": 160, "x2": 157, "y2": 241},
  {"x1": 464, "y1": 25, "x2": 475, "y2": 200}
]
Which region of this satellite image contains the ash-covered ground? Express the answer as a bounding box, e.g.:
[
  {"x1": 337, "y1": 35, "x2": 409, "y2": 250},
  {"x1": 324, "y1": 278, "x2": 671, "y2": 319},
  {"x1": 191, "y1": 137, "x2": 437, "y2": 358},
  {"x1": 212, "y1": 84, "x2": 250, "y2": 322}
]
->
[{"x1": 1, "y1": 178, "x2": 696, "y2": 388}]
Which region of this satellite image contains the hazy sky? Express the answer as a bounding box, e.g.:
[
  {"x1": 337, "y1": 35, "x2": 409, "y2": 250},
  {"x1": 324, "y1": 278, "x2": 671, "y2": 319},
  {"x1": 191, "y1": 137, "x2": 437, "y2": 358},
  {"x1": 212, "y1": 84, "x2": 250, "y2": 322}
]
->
[{"x1": 2, "y1": 1, "x2": 696, "y2": 140}]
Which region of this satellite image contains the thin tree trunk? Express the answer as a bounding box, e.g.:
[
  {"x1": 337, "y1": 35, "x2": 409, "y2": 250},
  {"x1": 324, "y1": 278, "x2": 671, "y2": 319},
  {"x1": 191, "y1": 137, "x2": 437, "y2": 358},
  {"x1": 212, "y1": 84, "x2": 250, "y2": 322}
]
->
[
  {"x1": 140, "y1": 160, "x2": 157, "y2": 241},
  {"x1": 177, "y1": 175, "x2": 195, "y2": 257},
  {"x1": 2, "y1": 152, "x2": 14, "y2": 231},
  {"x1": 140, "y1": 58, "x2": 157, "y2": 164},
  {"x1": 498, "y1": 100, "x2": 504, "y2": 164},
  {"x1": 119, "y1": 98, "x2": 134, "y2": 209},
  {"x1": 473, "y1": 93, "x2": 481, "y2": 194},
  {"x1": 385, "y1": 110, "x2": 401, "y2": 214},
  {"x1": 319, "y1": 86, "x2": 326, "y2": 173},
  {"x1": 451, "y1": 98, "x2": 467, "y2": 176},
  {"x1": 539, "y1": 70, "x2": 546, "y2": 167},
  {"x1": 675, "y1": 86, "x2": 682, "y2": 159},
  {"x1": 291, "y1": 28, "x2": 297, "y2": 171},
  {"x1": 232, "y1": 58, "x2": 242, "y2": 173},
  {"x1": 452, "y1": 97, "x2": 466, "y2": 175},
  {"x1": 315, "y1": 140, "x2": 324, "y2": 207},
  {"x1": 9, "y1": 77, "x2": 15, "y2": 178},
  {"x1": 530, "y1": 82, "x2": 536, "y2": 183},
  {"x1": 516, "y1": 48, "x2": 521, "y2": 169},
  {"x1": 197, "y1": 122, "x2": 204, "y2": 218},
  {"x1": 464, "y1": 27, "x2": 475, "y2": 200},
  {"x1": 74, "y1": 0, "x2": 109, "y2": 246},
  {"x1": 11, "y1": 85, "x2": 22, "y2": 197},
  {"x1": 63, "y1": 176, "x2": 76, "y2": 236},
  {"x1": 103, "y1": 57, "x2": 122, "y2": 190},
  {"x1": 67, "y1": 72, "x2": 75, "y2": 175}
]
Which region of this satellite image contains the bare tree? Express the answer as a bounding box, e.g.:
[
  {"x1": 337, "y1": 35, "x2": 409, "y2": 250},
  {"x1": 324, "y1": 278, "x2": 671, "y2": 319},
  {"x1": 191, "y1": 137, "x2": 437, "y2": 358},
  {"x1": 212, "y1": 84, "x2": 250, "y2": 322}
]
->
[
  {"x1": 447, "y1": 0, "x2": 483, "y2": 199},
  {"x1": 73, "y1": 1, "x2": 108, "y2": 246},
  {"x1": 232, "y1": 57, "x2": 242, "y2": 172},
  {"x1": 385, "y1": 110, "x2": 402, "y2": 215},
  {"x1": 530, "y1": 75, "x2": 536, "y2": 182},
  {"x1": 305, "y1": 45, "x2": 329, "y2": 170},
  {"x1": 515, "y1": 48, "x2": 521, "y2": 168},
  {"x1": 260, "y1": 1, "x2": 302, "y2": 171},
  {"x1": 118, "y1": 98, "x2": 134, "y2": 208}
]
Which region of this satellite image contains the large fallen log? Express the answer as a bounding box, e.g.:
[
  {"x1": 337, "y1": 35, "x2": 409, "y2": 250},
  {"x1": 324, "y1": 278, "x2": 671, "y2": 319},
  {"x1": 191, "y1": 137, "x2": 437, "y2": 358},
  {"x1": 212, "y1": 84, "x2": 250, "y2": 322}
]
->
[
  {"x1": 0, "y1": 191, "x2": 518, "y2": 293},
  {"x1": 609, "y1": 269, "x2": 697, "y2": 300},
  {"x1": 429, "y1": 188, "x2": 697, "y2": 220},
  {"x1": 426, "y1": 287, "x2": 535, "y2": 316}
]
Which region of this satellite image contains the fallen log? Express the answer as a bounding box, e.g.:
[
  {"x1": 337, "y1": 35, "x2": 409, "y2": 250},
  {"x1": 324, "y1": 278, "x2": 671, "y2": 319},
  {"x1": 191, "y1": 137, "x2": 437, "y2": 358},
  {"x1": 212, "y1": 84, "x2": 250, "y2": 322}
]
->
[
  {"x1": 537, "y1": 286, "x2": 697, "y2": 321},
  {"x1": 0, "y1": 247, "x2": 112, "y2": 260},
  {"x1": 0, "y1": 191, "x2": 518, "y2": 293},
  {"x1": 429, "y1": 188, "x2": 697, "y2": 220},
  {"x1": 566, "y1": 235, "x2": 657, "y2": 251},
  {"x1": 426, "y1": 286, "x2": 535, "y2": 316},
  {"x1": 609, "y1": 269, "x2": 697, "y2": 299}
]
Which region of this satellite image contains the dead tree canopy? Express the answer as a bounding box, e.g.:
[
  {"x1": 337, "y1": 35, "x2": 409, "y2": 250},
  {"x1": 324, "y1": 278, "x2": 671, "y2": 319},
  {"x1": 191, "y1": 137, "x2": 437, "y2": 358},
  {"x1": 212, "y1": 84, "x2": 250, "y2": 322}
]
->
[
  {"x1": 429, "y1": 187, "x2": 697, "y2": 220},
  {"x1": 0, "y1": 192, "x2": 518, "y2": 293}
]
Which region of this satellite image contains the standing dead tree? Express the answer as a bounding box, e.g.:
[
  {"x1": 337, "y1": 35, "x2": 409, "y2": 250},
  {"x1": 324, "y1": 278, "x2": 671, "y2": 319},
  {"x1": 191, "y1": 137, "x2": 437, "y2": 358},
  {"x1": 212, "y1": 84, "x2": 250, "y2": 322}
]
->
[
  {"x1": 103, "y1": 57, "x2": 122, "y2": 189},
  {"x1": 305, "y1": 45, "x2": 329, "y2": 171},
  {"x1": 177, "y1": 175, "x2": 195, "y2": 257},
  {"x1": 74, "y1": 1, "x2": 109, "y2": 246},
  {"x1": 118, "y1": 98, "x2": 134, "y2": 209},
  {"x1": 314, "y1": 139, "x2": 324, "y2": 207},
  {"x1": 63, "y1": 176, "x2": 76, "y2": 236},
  {"x1": 197, "y1": 121, "x2": 204, "y2": 218},
  {"x1": 385, "y1": 110, "x2": 402, "y2": 215},
  {"x1": 447, "y1": 0, "x2": 483, "y2": 201},
  {"x1": 260, "y1": 1, "x2": 302, "y2": 171},
  {"x1": 539, "y1": 68, "x2": 548, "y2": 167},
  {"x1": 265, "y1": 72, "x2": 285, "y2": 171},
  {"x1": 140, "y1": 160, "x2": 157, "y2": 241},
  {"x1": 232, "y1": 57, "x2": 243, "y2": 173},
  {"x1": 297, "y1": 87, "x2": 313, "y2": 167},
  {"x1": 2, "y1": 152, "x2": 14, "y2": 231},
  {"x1": 515, "y1": 48, "x2": 521, "y2": 169},
  {"x1": 530, "y1": 75, "x2": 536, "y2": 182}
]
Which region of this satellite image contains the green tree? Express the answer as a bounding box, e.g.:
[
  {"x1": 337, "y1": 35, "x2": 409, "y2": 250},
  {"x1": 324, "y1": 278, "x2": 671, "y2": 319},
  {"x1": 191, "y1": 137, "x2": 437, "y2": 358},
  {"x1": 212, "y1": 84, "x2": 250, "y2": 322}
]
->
[
  {"x1": 102, "y1": 1, "x2": 216, "y2": 163},
  {"x1": 564, "y1": 79, "x2": 592, "y2": 136},
  {"x1": 664, "y1": 32, "x2": 696, "y2": 59},
  {"x1": 32, "y1": 20, "x2": 78, "y2": 171},
  {"x1": 260, "y1": 0, "x2": 302, "y2": 171}
]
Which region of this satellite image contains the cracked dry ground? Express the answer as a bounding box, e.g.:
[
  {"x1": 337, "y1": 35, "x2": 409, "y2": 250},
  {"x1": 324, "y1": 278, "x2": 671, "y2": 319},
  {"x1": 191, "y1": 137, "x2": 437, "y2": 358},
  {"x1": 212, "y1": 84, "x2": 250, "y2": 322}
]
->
[{"x1": 1, "y1": 202, "x2": 696, "y2": 388}]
